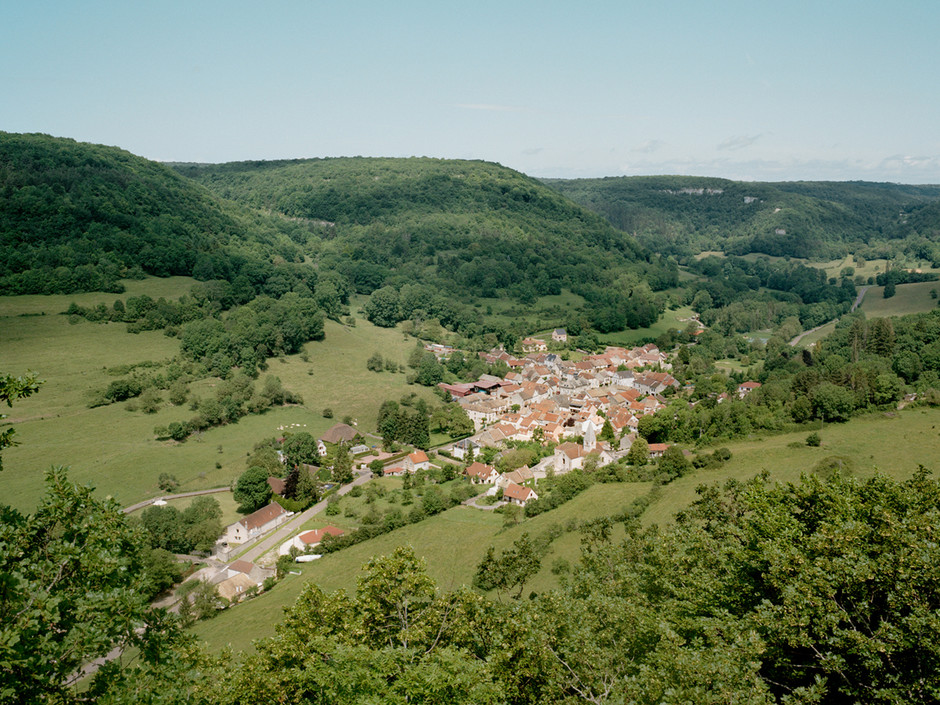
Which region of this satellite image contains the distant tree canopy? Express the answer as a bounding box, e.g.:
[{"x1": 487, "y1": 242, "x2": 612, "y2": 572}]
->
[
  {"x1": 547, "y1": 174, "x2": 940, "y2": 260},
  {"x1": 175, "y1": 156, "x2": 680, "y2": 336}
]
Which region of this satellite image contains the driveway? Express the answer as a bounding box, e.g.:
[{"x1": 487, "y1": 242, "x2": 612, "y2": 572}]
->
[{"x1": 238, "y1": 469, "x2": 373, "y2": 565}]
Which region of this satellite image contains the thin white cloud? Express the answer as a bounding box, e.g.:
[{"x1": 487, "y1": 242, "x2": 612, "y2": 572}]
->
[
  {"x1": 878, "y1": 154, "x2": 940, "y2": 172},
  {"x1": 455, "y1": 103, "x2": 524, "y2": 112},
  {"x1": 717, "y1": 134, "x2": 762, "y2": 151},
  {"x1": 598, "y1": 153, "x2": 940, "y2": 183},
  {"x1": 631, "y1": 139, "x2": 665, "y2": 154}
]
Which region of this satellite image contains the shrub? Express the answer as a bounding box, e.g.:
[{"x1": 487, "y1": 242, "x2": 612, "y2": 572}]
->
[
  {"x1": 366, "y1": 352, "x2": 384, "y2": 372},
  {"x1": 105, "y1": 378, "x2": 142, "y2": 402},
  {"x1": 806, "y1": 432, "x2": 822, "y2": 447},
  {"x1": 158, "y1": 473, "x2": 179, "y2": 492}
]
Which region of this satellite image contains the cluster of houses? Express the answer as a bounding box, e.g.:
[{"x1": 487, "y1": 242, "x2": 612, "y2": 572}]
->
[
  {"x1": 428, "y1": 344, "x2": 685, "y2": 503},
  {"x1": 442, "y1": 344, "x2": 677, "y2": 451},
  {"x1": 175, "y1": 341, "x2": 763, "y2": 606}
]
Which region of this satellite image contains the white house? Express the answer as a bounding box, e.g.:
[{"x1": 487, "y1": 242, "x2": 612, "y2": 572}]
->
[
  {"x1": 404, "y1": 450, "x2": 430, "y2": 473},
  {"x1": 452, "y1": 438, "x2": 481, "y2": 461},
  {"x1": 278, "y1": 525, "x2": 345, "y2": 556},
  {"x1": 220, "y1": 503, "x2": 292, "y2": 546},
  {"x1": 553, "y1": 442, "x2": 585, "y2": 474}
]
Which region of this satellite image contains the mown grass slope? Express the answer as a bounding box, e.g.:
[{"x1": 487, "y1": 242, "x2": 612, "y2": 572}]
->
[
  {"x1": 190, "y1": 405, "x2": 940, "y2": 655},
  {"x1": 860, "y1": 281, "x2": 940, "y2": 318},
  {"x1": 1, "y1": 281, "x2": 434, "y2": 511}
]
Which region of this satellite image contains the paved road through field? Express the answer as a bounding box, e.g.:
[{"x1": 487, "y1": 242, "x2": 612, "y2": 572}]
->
[
  {"x1": 238, "y1": 468, "x2": 373, "y2": 565},
  {"x1": 789, "y1": 285, "x2": 870, "y2": 347}
]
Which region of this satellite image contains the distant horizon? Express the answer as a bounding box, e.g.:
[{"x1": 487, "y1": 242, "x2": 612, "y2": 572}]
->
[
  {"x1": 11, "y1": 127, "x2": 940, "y2": 188},
  {"x1": 5, "y1": 1, "x2": 937, "y2": 184}
]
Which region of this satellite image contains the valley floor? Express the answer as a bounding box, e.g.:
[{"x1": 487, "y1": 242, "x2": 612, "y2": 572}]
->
[{"x1": 189, "y1": 405, "x2": 940, "y2": 655}]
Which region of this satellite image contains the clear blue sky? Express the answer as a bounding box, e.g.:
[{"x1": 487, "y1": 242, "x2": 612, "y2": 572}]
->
[{"x1": 3, "y1": 0, "x2": 938, "y2": 182}]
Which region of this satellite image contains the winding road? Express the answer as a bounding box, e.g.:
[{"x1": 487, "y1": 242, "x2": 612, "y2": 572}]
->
[{"x1": 789, "y1": 285, "x2": 870, "y2": 347}]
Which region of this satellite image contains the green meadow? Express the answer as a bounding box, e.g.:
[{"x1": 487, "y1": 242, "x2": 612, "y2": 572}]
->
[
  {"x1": 190, "y1": 481, "x2": 653, "y2": 653},
  {"x1": 798, "y1": 320, "x2": 838, "y2": 346},
  {"x1": 860, "y1": 281, "x2": 940, "y2": 318},
  {"x1": 1, "y1": 280, "x2": 435, "y2": 512},
  {"x1": 641, "y1": 407, "x2": 940, "y2": 527},
  {"x1": 191, "y1": 405, "x2": 940, "y2": 655},
  {"x1": 598, "y1": 306, "x2": 696, "y2": 346}
]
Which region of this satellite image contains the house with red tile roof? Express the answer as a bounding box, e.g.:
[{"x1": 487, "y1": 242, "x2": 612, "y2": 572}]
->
[
  {"x1": 404, "y1": 450, "x2": 430, "y2": 472},
  {"x1": 503, "y1": 482, "x2": 538, "y2": 505},
  {"x1": 220, "y1": 502, "x2": 292, "y2": 546},
  {"x1": 279, "y1": 525, "x2": 345, "y2": 555},
  {"x1": 648, "y1": 443, "x2": 670, "y2": 458},
  {"x1": 466, "y1": 462, "x2": 499, "y2": 484}
]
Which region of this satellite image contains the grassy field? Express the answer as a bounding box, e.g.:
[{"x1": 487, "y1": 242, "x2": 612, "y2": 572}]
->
[
  {"x1": 798, "y1": 320, "x2": 838, "y2": 347},
  {"x1": 813, "y1": 256, "x2": 940, "y2": 283},
  {"x1": 484, "y1": 289, "x2": 586, "y2": 336},
  {"x1": 1, "y1": 283, "x2": 435, "y2": 512},
  {"x1": 190, "y1": 481, "x2": 653, "y2": 653},
  {"x1": 598, "y1": 306, "x2": 696, "y2": 347},
  {"x1": 189, "y1": 405, "x2": 940, "y2": 654},
  {"x1": 860, "y1": 281, "x2": 940, "y2": 318},
  {"x1": 0, "y1": 276, "x2": 199, "y2": 317},
  {"x1": 714, "y1": 358, "x2": 757, "y2": 374},
  {"x1": 642, "y1": 407, "x2": 940, "y2": 526}
]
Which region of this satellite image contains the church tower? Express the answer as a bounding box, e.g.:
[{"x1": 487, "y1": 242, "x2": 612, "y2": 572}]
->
[{"x1": 583, "y1": 419, "x2": 596, "y2": 453}]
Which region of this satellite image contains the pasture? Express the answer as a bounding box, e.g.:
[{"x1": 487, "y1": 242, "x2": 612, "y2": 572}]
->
[
  {"x1": 190, "y1": 405, "x2": 940, "y2": 655},
  {"x1": 860, "y1": 281, "x2": 940, "y2": 318},
  {"x1": 597, "y1": 306, "x2": 696, "y2": 347},
  {"x1": 1, "y1": 280, "x2": 434, "y2": 511},
  {"x1": 190, "y1": 481, "x2": 653, "y2": 653}
]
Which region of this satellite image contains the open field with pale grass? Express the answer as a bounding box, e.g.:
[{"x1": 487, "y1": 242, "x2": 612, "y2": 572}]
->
[
  {"x1": 1, "y1": 280, "x2": 435, "y2": 511},
  {"x1": 190, "y1": 406, "x2": 940, "y2": 655}
]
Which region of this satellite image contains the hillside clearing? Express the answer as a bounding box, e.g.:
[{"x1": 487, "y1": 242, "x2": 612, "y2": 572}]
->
[
  {"x1": 1, "y1": 284, "x2": 433, "y2": 511},
  {"x1": 860, "y1": 281, "x2": 939, "y2": 317}
]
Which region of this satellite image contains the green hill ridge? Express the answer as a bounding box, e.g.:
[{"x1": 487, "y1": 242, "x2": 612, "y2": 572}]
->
[
  {"x1": 545, "y1": 175, "x2": 940, "y2": 260},
  {"x1": 0, "y1": 132, "x2": 309, "y2": 295}
]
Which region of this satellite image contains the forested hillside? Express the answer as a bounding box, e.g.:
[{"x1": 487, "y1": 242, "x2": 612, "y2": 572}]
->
[
  {"x1": 545, "y1": 175, "x2": 940, "y2": 261},
  {"x1": 0, "y1": 134, "x2": 678, "y2": 340},
  {"x1": 0, "y1": 133, "x2": 311, "y2": 295},
  {"x1": 175, "y1": 158, "x2": 676, "y2": 334}
]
